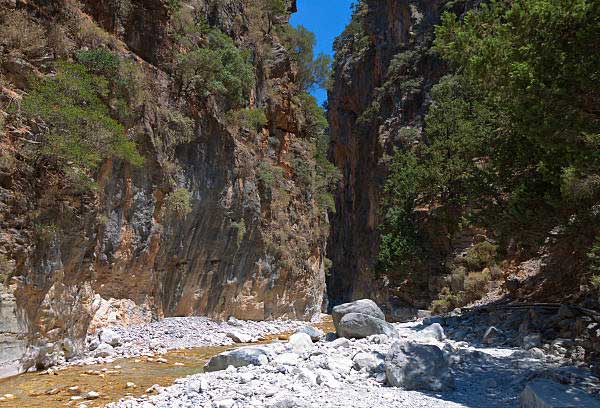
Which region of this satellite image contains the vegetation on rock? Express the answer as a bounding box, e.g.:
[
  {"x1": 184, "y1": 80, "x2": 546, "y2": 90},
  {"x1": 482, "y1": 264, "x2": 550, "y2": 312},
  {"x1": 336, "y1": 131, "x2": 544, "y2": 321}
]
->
[{"x1": 378, "y1": 0, "x2": 600, "y2": 307}]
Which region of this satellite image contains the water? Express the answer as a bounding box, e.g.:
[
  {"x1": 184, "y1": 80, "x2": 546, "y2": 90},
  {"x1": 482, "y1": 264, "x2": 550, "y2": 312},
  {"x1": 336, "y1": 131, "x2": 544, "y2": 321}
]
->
[
  {"x1": 0, "y1": 318, "x2": 335, "y2": 407},
  {"x1": 0, "y1": 345, "x2": 233, "y2": 407}
]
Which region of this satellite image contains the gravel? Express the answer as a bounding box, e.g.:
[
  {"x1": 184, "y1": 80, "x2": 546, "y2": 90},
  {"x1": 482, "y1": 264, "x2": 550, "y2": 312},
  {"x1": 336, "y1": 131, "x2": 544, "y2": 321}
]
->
[
  {"x1": 67, "y1": 316, "x2": 306, "y2": 367},
  {"x1": 106, "y1": 321, "x2": 600, "y2": 408}
]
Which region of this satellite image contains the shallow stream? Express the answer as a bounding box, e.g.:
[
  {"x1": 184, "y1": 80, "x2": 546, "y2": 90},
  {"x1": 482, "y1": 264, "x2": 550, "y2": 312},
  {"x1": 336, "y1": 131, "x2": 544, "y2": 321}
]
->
[{"x1": 0, "y1": 319, "x2": 335, "y2": 408}]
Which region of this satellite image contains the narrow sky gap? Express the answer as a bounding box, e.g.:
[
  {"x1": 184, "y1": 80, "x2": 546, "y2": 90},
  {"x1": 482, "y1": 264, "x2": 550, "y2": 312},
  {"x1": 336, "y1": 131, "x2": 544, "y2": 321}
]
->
[{"x1": 290, "y1": 0, "x2": 355, "y2": 105}]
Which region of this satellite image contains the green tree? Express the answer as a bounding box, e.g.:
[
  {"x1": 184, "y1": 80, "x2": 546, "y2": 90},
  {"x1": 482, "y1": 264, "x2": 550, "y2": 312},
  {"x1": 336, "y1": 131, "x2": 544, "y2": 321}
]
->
[
  {"x1": 175, "y1": 28, "x2": 255, "y2": 107},
  {"x1": 21, "y1": 61, "x2": 143, "y2": 177},
  {"x1": 282, "y1": 25, "x2": 332, "y2": 91},
  {"x1": 379, "y1": 0, "x2": 600, "y2": 278}
]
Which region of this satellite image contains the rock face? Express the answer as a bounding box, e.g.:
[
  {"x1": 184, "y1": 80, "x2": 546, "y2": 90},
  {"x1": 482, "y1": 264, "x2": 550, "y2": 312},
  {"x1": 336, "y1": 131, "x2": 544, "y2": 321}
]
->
[
  {"x1": 0, "y1": 0, "x2": 330, "y2": 376},
  {"x1": 204, "y1": 347, "x2": 269, "y2": 372},
  {"x1": 326, "y1": 0, "x2": 456, "y2": 313},
  {"x1": 385, "y1": 340, "x2": 454, "y2": 391}
]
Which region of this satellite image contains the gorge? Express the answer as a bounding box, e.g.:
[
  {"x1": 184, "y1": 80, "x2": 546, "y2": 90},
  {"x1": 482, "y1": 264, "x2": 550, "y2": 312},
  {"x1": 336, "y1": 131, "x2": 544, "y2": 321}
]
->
[{"x1": 0, "y1": 0, "x2": 599, "y2": 406}]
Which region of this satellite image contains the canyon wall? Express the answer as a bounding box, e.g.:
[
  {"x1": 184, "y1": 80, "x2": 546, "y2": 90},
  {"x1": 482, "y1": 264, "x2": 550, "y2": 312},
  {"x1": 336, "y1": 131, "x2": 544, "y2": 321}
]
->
[
  {"x1": 0, "y1": 0, "x2": 329, "y2": 376},
  {"x1": 327, "y1": 0, "x2": 453, "y2": 315}
]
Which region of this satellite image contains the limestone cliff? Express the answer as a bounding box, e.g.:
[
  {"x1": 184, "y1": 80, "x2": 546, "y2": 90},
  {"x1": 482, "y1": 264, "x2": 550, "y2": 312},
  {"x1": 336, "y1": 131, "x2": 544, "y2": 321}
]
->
[
  {"x1": 327, "y1": 0, "x2": 455, "y2": 315},
  {"x1": 0, "y1": 0, "x2": 330, "y2": 376}
]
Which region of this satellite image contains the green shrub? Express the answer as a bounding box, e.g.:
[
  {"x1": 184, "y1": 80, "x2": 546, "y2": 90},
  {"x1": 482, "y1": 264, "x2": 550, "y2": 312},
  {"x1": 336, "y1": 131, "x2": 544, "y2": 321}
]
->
[
  {"x1": 163, "y1": 188, "x2": 192, "y2": 218},
  {"x1": 463, "y1": 241, "x2": 497, "y2": 271},
  {"x1": 280, "y1": 25, "x2": 331, "y2": 91},
  {"x1": 464, "y1": 269, "x2": 491, "y2": 301},
  {"x1": 231, "y1": 218, "x2": 247, "y2": 246},
  {"x1": 175, "y1": 28, "x2": 254, "y2": 107},
  {"x1": 21, "y1": 61, "x2": 144, "y2": 174},
  {"x1": 431, "y1": 287, "x2": 464, "y2": 314},
  {"x1": 257, "y1": 162, "x2": 284, "y2": 188},
  {"x1": 591, "y1": 274, "x2": 600, "y2": 290},
  {"x1": 0, "y1": 151, "x2": 15, "y2": 171},
  {"x1": 229, "y1": 108, "x2": 267, "y2": 132},
  {"x1": 0, "y1": 254, "x2": 10, "y2": 284},
  {"x1": 75, "y1": 48, "x2": 120, "y2": 76}
]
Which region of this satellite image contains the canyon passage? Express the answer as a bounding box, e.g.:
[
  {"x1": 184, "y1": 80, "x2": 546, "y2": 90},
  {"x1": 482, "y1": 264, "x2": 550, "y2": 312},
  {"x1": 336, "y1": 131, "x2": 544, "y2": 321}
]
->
[{"x1": 0, "y1": 0, "x2": 599, "y2": 407}]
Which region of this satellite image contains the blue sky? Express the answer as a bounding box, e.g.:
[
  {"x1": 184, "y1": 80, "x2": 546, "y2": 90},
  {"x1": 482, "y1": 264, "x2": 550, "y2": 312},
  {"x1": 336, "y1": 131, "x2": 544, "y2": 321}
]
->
[{"x1": 290, "y1": 0, "x2": 355, "y2": 105}]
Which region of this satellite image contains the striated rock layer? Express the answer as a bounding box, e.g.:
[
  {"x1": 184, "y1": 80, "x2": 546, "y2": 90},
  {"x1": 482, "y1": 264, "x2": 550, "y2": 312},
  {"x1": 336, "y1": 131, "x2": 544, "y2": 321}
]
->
[{"x1": 0, "y1": 0, "x2": 327, "y2": 377}]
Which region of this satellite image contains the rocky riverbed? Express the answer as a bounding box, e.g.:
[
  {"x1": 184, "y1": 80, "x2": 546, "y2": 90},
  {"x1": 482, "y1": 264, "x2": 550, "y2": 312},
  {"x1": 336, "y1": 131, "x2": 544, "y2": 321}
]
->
[
  {"x1": 106, "y1": 301, "x2": 600, "y2": 408},
  {"x1": 41, "y1": 317, "x2": 308, "y2": 371}
]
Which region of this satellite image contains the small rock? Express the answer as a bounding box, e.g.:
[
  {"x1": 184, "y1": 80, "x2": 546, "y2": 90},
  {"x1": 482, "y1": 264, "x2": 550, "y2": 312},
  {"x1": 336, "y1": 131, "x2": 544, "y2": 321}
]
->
[
  {"x1": 326, "y1": 355, "x2": 354, "y2": 375},
  {"x1": 68, "y1": 386, "x2": 80, "y2": 395},
  {"x1": 204, "y1": 347, "x2": 269, "y2": 372},
  {"x1": 522, "y1": 333, "x2": 542, "y2": 350},
  {"x1": 226, "y1": 330, "x2": 252, "y2": 343},
  {"x1": 329, "y1": 337, "x2": 349, "y2": 348},
  {"x1": 98, "y1": 328, "x2": 122, "y2": 347},
  {"x1": 93, "y1": 343, "x2": 115, "y2": 358},
  {"x1": 83, "y1": 391, "x2": 100, "y2": 400},
  {"x1": 125, "y1": 382, "x2": 136, "y2": 388},
  {"x1": 420, "y1": 323, "x2": 446, "y2": 341},
  {"x1": 352, "y1": 351, "x2": 385, "y2": 373},
  {"x1": 288, "y1": 333, "x2": 314, "y2": 353},
  {"x1": 483, "y1": 326, "x2": 503, "y2": 345},
  {"x1": 295, "y1": 325, "x2": 324, "y2": 342},
  {"x1": 214, "y1": 399, "x2": 235, "y2": 408}
]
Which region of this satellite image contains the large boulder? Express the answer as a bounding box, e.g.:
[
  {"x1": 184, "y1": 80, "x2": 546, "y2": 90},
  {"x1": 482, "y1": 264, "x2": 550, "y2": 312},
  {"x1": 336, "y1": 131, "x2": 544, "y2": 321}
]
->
[
  {"x1": 520, "y1": 379, "x2": 600, "y2": 408},
  {"x1": 336, "y1": 313, "x2": 398, "y2": 339},
  {"x1": 204, "y1": 347, "x2": 269, "y2": 372},
  {"x1": 332, "y1": 299, "x2": 385, "y2": 327},
  {"x1": 385, "y1": 341, "x2": 454, "y2": 391}
]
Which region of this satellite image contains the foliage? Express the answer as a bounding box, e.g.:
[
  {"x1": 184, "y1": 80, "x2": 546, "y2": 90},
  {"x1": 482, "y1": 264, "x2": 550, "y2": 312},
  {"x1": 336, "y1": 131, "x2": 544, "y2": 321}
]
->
[
  {"x1": 334, "y1": 0, "x2": 370, "y2": 58},
  {"x1": 21, "y1": 61, "x2": 144, "y2": 174},
  {"x1": 163, "y1": 188, "x2": 193, "y2": 218},
  {"x1": 434, "y1": 0, "x2": 600, "y2": 216},
  {"x1": 263, "y1": 0, "x2": 287, "y2": 33},
  {"x1": 75, "y1": 48, "x2": 121, "y2": 76},
  {"x1": 229, "y1": 108, "x2": 268, "y2": 133},
  {"x1": 380, "y1": 0, "x2": 600, "y2": 281},
  {"x1": 463, "y1": 242, "x2": 497, "y2": 271},
  {"x1": 588, "y1": 235, "x2": 600, "y2": 276},
  {"x1": 231, "y1": 218, "x2": 247, "y2": 246},
  {"x1": 175, "y1": 27, "x2": 255, "y2": 107},
  {"x1": 257, "y1": 162, "x2": 284, "y2": 188},
  {"x1": 0, "y1": 9, "x2": 46, "y2": 57},
  {"x1": 281, "y1": 25, "x2": 332, "y2": 92},
  {"x1": 291, "y1": 93, "x2": 341, "y2": 212}
]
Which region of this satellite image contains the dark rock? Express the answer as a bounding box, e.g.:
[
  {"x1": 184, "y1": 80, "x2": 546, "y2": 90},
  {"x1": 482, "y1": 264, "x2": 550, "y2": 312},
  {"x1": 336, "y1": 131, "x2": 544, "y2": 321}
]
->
[
  {"x1": 385, "y1": 341, "x2": 455, "y2": 391},
  {"x1": 332, "y1": 299, "x2": 385, "y2": 327},
  {"x1": 336, "y1": 313, "x2": 397, "y2": 339}
]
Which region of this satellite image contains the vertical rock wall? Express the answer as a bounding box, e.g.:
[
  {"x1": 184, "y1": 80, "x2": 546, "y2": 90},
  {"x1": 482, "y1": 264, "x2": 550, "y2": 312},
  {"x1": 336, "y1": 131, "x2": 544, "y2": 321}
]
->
[
  {"x1": 0, "y1": 0, "x2": 328, "y2": 377},
  {"x1": 327, "y1": 0, "x2": 452, "y2": 313}
]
